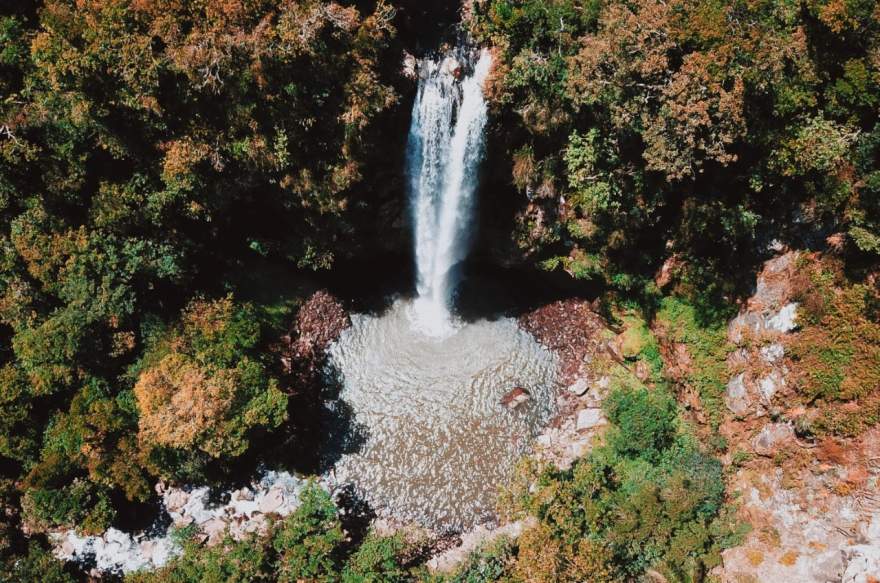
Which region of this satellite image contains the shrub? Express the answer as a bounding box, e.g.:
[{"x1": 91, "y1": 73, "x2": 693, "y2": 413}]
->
[
  {"x1": 21, "y1": 479, "x2": 115, "y2": 536},
  {"x1": 342, "y1": 533, "x2": 408, "y2": 583},
  {"x1": 0, "y1": 542, "x2": 75, "y2": 583},
  {"x1": 789, "y1": 260, "x2": 880, "y2": 406},
  {"x1": 655, "y1": 297, "x2": 732, "y2": 430},
  {"x1": 508, "y1": 383, "x2": 737, "y2": 581},
  {"x1": 605, "y1": 386, "x2": 678, "y2": 460},
  {"x1": 273, "y1": 484, "x2": 346, "y2": 583}
]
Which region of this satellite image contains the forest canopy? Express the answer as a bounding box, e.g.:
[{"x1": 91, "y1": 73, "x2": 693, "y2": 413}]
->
[
  {"x1": 470, "y1": 0, "x2": 880, "y2": 300},
  {"x1": 0, "y1": 0, "x2": 402, "y2": 563},
  {"x1": 0, "y1": 0, "x2": 878, "y2": 581}
]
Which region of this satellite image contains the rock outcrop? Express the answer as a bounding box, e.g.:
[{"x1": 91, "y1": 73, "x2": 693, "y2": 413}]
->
[
  {"x1": 519, "y1": 299, "x2": 626, "y2": 470},
  {"x1": 52, "y1": 471, "x2": 309, "y2": 574},
  {"x1": 715, "y1": 251, "x2": 880, "y2": 583},
  {"x1": 517, "y1": 298, "x2": 608, "y2": 386},
  {"x1": 277, "y1": 290, "x2": 350, "y2": 392}
]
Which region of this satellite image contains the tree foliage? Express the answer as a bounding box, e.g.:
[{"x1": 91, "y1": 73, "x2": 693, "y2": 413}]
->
[
  {"x1": 0, "y1": 0, "x2": 400, "y2": 547},
  {"x1": 471, "y1": 0, "x2": 880, "y2": 295}
]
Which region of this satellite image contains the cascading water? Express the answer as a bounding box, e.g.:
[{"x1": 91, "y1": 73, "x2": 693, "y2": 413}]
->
[
  {"x1": 409, "y1": 48, "x2": 492, "y2": 335},
  {"x1": 322, "y1": 45, "x2": 560, "y2": 532}
]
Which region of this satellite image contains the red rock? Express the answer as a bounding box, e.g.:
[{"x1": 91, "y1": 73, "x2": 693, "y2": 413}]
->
[
  {"x1": 500, "y1": 387, "x2": 530, "y2": 410},
  {"x1": 275, "y1": 290, "x2": 350, "y2": 392},
  {"x1": 518, "y1": 299, "x2": 605, "y2": 385}
]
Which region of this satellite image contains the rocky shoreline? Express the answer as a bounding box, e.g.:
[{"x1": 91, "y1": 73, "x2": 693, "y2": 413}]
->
[{"x1": 52, "y1": 471, "x2": 311, "y2": 574}]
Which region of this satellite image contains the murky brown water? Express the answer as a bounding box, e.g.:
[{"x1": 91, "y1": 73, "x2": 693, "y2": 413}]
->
[{"x1": 324, "y1": 299, "x2": 559, "y2": 531}]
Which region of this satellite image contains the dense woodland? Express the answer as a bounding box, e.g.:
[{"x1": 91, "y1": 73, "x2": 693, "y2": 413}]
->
[{"x1": 0, "y1": 0, "x2": 878, "y2": 581}]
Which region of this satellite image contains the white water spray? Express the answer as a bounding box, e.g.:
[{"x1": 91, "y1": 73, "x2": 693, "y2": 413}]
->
[{"x1": 408, "y1": 48, "x2": 492, "y2": 335}]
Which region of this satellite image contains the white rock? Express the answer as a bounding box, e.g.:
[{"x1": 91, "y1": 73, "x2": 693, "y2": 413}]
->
[
  {"x1": 164, "y1": 490, "x2": 189, "y2": 513},
  {"x1": 230, "y1": 498, "x2": 259, "y2": 517},
  {"x1": 576, "y1": 408, "x2": 605, "y2": 431},
  {"x1": 752, "y1": 423, "x2": 795, "y2": 456},
  {"x1": 51, "y1": 470, "x2": 309, "y2": 575},
  {"x1": 231, "y1": 487, "x2": 254, "y2": 502},
  {"x1": 759, "y1": 370, "x2": 784, "y2": 403},
  {"x1": 567, "y1": 378, "x2": 589, "y2": 396},
  {"x1": 843, "y1": 544, "x2": 880, "y2": 583},
  {"x1": 728, "y1": 312, "x2": 764, "y2": 344},
  {"x1": 760, "y1": 342, "x2": 785, "y2": 363},
  {"x1": 139, "y1": 540, "x2": 156, "y2": 562},
  {"x1": 258, "y1": 487, "x2": 285, "y2": 514},
  {"x1": 766, "y1": 303, "x2": 799, "y2": 333},
  {"x1": 866, "y1": 513, "x2": 880, "y2": 541},
  {"x1": 567, "y1": 440, "x2": 590, "y2": 459},
  {"x1": 724, "y1": 372, "x2": 752, "y2": 417},
  {"x1": 202, "y1": 518, "x2": 228, "y2": 545}
]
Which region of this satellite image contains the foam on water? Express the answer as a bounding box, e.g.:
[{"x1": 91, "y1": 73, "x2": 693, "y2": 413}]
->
[{"x1": 409, "y1": 48, "x2": 492, "y2": 335}]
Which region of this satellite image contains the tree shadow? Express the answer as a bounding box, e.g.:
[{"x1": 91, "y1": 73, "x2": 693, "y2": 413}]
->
[
  {"x1": 266, "y1": 368, "x2": 370, "y2": 477},
  {"x1": 455, "y1": 259, "x2": 601, "y2": 324}
]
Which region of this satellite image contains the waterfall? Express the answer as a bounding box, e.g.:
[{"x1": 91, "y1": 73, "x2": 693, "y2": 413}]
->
[{"x1": 407, "y1": 47, "x2": 492, "y2": 336}]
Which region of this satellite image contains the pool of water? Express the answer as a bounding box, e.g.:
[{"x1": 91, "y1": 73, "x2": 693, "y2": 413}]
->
[{"x1": 324, "y1": 299, "x2": 559, "y2": 531}]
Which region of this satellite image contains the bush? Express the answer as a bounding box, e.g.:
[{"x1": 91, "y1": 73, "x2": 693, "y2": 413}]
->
[
  {"x1": 506, "y1": 384, "x2": 738, "y2": 581},
  {"x1": 342, "y1": 533, "x2": 408, "y2": 583},
  {"x1": 604, "y1": 386, "x2": 678, "y2": 460},
  {"x1": 273, "y1": 485, "x2": 346, "y2": 583},
  {"x1": 21, "y1": 479, "x2": 115, "y2": 535},
  {"x1": 0, "y1": 542, "x2": 75, "y2": 583}
]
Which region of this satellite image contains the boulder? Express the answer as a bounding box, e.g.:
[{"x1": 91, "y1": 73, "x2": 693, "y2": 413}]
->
[
  {"x1": 203, "y1": 518, "x2": 227, "y2": 545},
  {"x1": 766, "y1": 303, "x2": 799, "y2": 333},
  {"x1": 231, "y1": 487, "x2": 254, "y2": 502},
  {"x1": 751, "y1": 252, "x2": 798, "y2": 310},
  {"x1": 752, "y1": 423, "x2": 795, "y2": 456},
  {"x1": 724, "y1": 373, "x2": 752, "y2": 417},
  {"x1": 566, "y1": 377, "x2": 589, "y2": 396},
  {"x1": 138, "y1": 540, "x2": 156, "y2": 562},
  {"x1": 442, "y1": 57, "x2": 463, "y2": 78},
  {"x1": 758, "y1": 370, "x2": 784, "y2": 404},
  {"x1": 164, "y1": 489, "x2": 189, "y2": 514},
  {"x1": 500, "y1": 387, "x2": 531, "y2": 410},
  {"x1": 402, "y1": 52, "x2": 418, "y2": 80},
  {"x1": 258, "y1": 487, "x2": 284, "y2": 514},
  {"x1": 576, "y1": 408, "x2": 605, "y2": 431}
]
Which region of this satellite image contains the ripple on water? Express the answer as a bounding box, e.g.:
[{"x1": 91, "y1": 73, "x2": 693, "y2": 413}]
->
[{"x1": 324, "y1": 299, "x2": 559, "y2": 531}]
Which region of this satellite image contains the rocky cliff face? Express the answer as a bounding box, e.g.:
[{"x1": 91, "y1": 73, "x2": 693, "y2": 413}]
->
[{"x1": 710, "y1": 251, "x2": 880, "y2": 583}]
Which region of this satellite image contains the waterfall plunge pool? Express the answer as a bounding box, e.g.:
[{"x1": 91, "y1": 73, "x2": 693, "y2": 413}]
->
[{"x1": 322, "y1": 299, "x2": 559, "y2": 532}]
